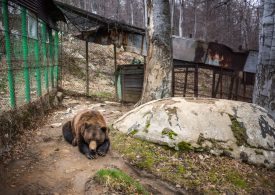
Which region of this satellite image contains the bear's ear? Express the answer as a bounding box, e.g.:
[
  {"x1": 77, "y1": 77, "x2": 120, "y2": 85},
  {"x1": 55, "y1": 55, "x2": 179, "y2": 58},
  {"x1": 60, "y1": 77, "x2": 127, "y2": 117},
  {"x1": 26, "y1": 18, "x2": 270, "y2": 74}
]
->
[{"x1": 101, "y1": 126, "x2": 107, "y2": 133}]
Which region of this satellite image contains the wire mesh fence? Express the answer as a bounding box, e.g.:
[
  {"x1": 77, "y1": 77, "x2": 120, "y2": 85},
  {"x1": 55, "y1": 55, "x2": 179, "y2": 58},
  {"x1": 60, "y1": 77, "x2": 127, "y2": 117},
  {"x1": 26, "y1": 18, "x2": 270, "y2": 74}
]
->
[{"x1": 0, "y1": 0, "x2": 59, "y2": 113}]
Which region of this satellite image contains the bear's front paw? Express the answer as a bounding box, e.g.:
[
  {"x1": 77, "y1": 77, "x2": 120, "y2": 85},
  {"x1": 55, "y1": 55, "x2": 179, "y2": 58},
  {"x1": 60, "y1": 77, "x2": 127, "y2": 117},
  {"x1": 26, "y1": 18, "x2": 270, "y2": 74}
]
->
[
  {"x1": 97, "y1": 148, "x2": 107, "y2": 156},
  {"x1": 86, "y1": 150, "x2": 97, "y2": 159}
]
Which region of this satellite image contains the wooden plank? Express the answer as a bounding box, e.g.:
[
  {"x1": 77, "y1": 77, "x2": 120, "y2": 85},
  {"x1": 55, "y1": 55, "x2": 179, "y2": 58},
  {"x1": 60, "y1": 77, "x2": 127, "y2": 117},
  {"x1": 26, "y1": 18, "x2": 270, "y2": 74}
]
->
[
  {"x1": 194, "y1": 64, "x2": 199, "y2": 97},
  {"x1": 212, "y1": 70, "x2": 216, "y2": 98},
  {"x1": 183, "y1": 67, "x2": 188, "y2": 97},
  {"x1": 243, "y1": 72, "x2": 247, "y2": 99},
  {"x1": 234, "y1": 72, "x2": 240, "y2": 100},
  {"x1": 228, "y1": 72, "x2": 235, "y2": 99},
  {"x1": 220, "y1": 68, "x2": 223, "y2": 98},
  {"x1": 214, "y1": 73, "x2": 221, "y2": 98}
]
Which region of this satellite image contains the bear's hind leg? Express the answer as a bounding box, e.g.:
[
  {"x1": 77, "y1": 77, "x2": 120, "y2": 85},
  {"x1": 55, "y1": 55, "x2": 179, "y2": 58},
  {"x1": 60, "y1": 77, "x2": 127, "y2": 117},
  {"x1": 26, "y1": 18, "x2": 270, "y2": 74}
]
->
[
  {"x1": 62, "y1": 121, "x2": 74, "y2": 144},
  {"x1": 97, "y1": 139, "x2": 110, "y2": 156}
]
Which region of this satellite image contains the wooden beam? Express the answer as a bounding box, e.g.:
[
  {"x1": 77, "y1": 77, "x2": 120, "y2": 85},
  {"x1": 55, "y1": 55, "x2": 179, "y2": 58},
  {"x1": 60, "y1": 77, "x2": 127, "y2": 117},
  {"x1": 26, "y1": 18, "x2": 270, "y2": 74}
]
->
[
  {"x1": 86, "y1": 41, "x2": 89, "y2": 96},
  {"x1": 194, "y1": 64, "x2": 199, "y2": 97},
  {"x1": 183, "y1": 67, "x2": 188, "y2": 97},
  {"x1": 211, "y1": 70, "x2": 216, "y2": 98},
  {"x1": 114, "y1": 43, "x2": 117, "y2": 99},
  {"x1": 114, "y1": 44, "x2": 117, "y2": 70},
  {"x1": 228, "y1": 72, "x2": 235, "y2": 99}
]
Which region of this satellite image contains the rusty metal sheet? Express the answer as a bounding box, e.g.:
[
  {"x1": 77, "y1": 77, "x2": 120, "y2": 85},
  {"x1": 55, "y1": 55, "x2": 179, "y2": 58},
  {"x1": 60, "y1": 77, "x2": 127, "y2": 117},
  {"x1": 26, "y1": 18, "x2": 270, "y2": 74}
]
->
[
  {"x1": 205, "y1": 42, "x2": 248, "y2": 71},
  {"x1": 244, "y1": 50, "x2": 258, "y2": 73},
  {"x1": 205, "y1": 42, "x2": 233, "y2": 68}
]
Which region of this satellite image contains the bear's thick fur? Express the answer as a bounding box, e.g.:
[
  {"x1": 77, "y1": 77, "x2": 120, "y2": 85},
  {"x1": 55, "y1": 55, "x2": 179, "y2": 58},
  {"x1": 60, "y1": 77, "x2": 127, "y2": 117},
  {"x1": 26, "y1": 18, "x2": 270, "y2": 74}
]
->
[{"x1": 62, "y1": 110, "x2": 110, "y2": 159}]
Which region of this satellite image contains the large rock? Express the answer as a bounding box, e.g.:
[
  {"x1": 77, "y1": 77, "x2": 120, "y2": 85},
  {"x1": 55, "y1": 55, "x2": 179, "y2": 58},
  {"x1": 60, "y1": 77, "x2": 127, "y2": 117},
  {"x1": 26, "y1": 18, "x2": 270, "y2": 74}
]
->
[{"x1": 113, "y1": 97, "x2": 275, "y2": 168}]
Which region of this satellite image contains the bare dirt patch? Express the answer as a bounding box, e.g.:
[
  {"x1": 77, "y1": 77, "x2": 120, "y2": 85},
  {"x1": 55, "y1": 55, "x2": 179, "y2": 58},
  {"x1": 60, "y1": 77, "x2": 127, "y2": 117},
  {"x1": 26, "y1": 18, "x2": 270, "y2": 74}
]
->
[{"x1": 0, "y1": 97, "x2": 182, "y2": 195}]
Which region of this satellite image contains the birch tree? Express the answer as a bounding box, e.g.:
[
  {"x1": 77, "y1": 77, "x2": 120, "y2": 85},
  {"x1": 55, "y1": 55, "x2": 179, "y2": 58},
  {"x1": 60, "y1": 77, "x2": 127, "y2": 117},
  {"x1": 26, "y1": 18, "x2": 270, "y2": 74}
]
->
[
  {"x1": 139, "y1": 0, "x2": 173, "y2": 104},
  {"x1": 253, "y1": 0, "x2": 275, "y2": 118},
  {"x1": 170, "y1": 0, "x2": 175, "y2": 34},
  {"x1": 179, "y1": 0, "x2": 184, "y2": 37}
]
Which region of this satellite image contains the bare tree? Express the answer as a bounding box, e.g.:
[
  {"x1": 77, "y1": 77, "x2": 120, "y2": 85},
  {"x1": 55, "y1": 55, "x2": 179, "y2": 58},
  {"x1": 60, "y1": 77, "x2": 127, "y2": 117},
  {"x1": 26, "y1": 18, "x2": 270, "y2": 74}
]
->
[
  {"x1": 170, "y1": 0, "x2": 175, "y2": 34},
  {"x1": 179, "y1": 0, "x2": 184, "y2": 37},
  {"x1": 139, "y1": 0, "x2": 173, "y2": 104},
  {"x1": 253, "y1": 0, "x2": 275, "y2": 118}
]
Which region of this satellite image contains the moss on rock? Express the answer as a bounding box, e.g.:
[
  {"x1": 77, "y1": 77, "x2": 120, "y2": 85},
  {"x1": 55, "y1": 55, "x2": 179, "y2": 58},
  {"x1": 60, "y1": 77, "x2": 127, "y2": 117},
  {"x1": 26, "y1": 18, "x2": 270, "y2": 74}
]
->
[
  {"x1": 228, "y1": 114, "x2": 248, "y2": 146},
  {"x1": 162, "y1": 128, "x2": 178, "y2": 140},
  {"x1": 177, "y1": 141, "x2": 193, "y2": 152}
]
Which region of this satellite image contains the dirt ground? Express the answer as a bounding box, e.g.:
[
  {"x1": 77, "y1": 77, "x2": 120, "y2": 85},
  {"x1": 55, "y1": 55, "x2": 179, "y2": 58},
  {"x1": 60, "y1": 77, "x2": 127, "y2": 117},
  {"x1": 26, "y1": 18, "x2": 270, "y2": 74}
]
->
[{"x1": 0, "y1": 97, "x2": 184, "y2": 195}]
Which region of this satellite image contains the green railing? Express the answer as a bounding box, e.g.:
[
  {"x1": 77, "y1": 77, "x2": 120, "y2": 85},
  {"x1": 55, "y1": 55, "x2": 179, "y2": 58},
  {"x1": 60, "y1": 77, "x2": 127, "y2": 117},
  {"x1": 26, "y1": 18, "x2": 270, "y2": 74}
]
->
[{"x1": 0, "y1": 0, "x2": 59, "y2": 112}]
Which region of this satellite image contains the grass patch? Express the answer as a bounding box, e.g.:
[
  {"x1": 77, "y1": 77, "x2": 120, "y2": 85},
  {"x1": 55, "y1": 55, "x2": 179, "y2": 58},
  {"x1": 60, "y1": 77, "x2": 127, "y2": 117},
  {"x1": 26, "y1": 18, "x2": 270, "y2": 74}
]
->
[
  {"x1": 226, "y1": 171, "x2": 247, "y2": 189},
  {"x1": 91, "y1": 91, "x2": 112, "y2": 100},
  {"x1": 94, "y1": 168, "x2": 149, "y2": 194},
  {"x1": 177, "y1": 164, "x2": 186, "y2": 174},
  {"x1": 129, "y1": 129, "x2": 138, "y2": 136},
  {"x1": 228, "y1": 114, "x2": 248, "y2": 146}
]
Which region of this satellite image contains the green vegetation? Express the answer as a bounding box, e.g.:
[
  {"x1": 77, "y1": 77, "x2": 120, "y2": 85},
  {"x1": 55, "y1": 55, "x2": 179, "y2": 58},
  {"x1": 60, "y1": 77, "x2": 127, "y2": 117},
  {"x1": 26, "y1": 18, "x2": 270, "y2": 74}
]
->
[
  {"x1": 177, "y1": 164, "x2": 186, "y2": 174},
  {"x1": 162, "y1": 128, "x2": 178, "y2": 140},
  {"x1": 226, "y1": 171, "x2": 247, "y2": 189},
  {"x1": 143, "y1": 112, "x2": 152, "y2": 133},
  {"x1": 177, "y1": 141, "x2": 193, "y2": 151},
  {"x1": 129, "y1": 129, "x2": 138, "y2": 136},
  {"x1": 91, "y1": 91, "x2": 112, "y2": 100},
  {"x1": 94, "y1": 168, "x2": 149, "y2": 194},
  {"x1": 228, "y1": 114, "x2": 248, "y2": 146},
  {"x1": 145, "y1": 119, "x2": 150, "y2": 129}
]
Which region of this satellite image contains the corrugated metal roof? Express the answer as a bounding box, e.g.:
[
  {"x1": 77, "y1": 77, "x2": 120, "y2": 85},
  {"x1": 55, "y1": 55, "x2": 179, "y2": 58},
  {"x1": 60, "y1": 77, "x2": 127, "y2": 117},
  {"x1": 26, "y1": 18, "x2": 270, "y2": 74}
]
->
[
  {"x1": 11, "y1": 0, "x2": 66, "y2": 29},
  {"x1": 55, "y1": 1, "x2": 145, "y2": 35}
]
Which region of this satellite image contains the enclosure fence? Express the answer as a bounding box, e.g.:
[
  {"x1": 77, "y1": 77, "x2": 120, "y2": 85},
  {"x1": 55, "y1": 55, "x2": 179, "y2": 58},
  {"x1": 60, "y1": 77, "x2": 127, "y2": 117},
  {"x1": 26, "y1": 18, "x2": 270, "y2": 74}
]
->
[{"x1": 0, "y1": 0, "x2": 59, "y2": 112}]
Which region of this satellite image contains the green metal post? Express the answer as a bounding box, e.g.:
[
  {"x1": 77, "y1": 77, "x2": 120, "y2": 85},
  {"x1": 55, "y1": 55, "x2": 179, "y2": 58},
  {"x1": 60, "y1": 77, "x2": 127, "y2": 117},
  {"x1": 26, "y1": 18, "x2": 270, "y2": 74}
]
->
[
  {"x1": 48, "y1": 29, "x2": 54, "y2": 88},
  {"x1": 21, "y1": 7, "x2": 30, "y2": 103},
  {"x1": 2, "y1": 0, "x2": 16, "y2": 108},
  {"x1": 34, "y1": 23, "x2": 41, "y2": 97},
  {"x1": 54, "y1": 31, "x2": 59, "y2": 87},
  {"x1": 41, "y1": 22, "x2": 49, "y2": 92}
]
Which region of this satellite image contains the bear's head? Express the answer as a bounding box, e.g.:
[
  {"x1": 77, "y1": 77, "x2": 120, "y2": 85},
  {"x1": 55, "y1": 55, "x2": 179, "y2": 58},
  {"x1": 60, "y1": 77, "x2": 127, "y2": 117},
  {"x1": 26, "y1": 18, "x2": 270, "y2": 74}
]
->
[{"x1": 81, "y1": 123, "x2": 108, "y2": 146}]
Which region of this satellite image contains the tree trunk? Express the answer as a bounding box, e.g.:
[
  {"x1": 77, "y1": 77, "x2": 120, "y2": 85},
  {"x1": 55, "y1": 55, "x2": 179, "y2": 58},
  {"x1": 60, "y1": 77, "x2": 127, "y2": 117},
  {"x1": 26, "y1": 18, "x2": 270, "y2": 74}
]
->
[
  {"x1": 193, "y1": 0, "x2": 197, "y2": 39},
  {"x1": 139, "y1": 0, "x2": 172, "y2": 104},
  {"x1": 143, "y1": 0, "x2": 148, "y2": 27},
  {"x1": 130, "y1": 1, "x2": 134, "y2": 25},
  {"x1": 253, "y1": 0, "x2": 275, "y2": 119},
  {"x1": 170, "y1": 0, "x2": 175, "y2": 34},
  {"x1": 179, "y1": 0, "x2": 184, "y2": 37}
]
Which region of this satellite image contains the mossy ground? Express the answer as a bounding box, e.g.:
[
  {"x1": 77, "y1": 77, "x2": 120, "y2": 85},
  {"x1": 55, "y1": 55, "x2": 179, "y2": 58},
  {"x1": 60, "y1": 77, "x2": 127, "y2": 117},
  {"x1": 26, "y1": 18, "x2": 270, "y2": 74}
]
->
[
  {"x1": 90, "y1": 91, "x2": 113, "y2": 100},
  {"x1": 111, "y1": 130, "x2": 275, "y2": 194},
  {"x1": 94, "y1": 168, "x2": 149, "y2": 194}
]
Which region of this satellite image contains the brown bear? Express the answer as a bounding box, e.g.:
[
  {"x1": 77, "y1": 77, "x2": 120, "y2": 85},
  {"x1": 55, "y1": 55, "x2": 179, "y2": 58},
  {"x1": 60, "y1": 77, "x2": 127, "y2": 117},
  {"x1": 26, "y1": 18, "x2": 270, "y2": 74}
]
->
[{"x1": 62, "y1": 110, "x2": 110, "y2": 159}]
